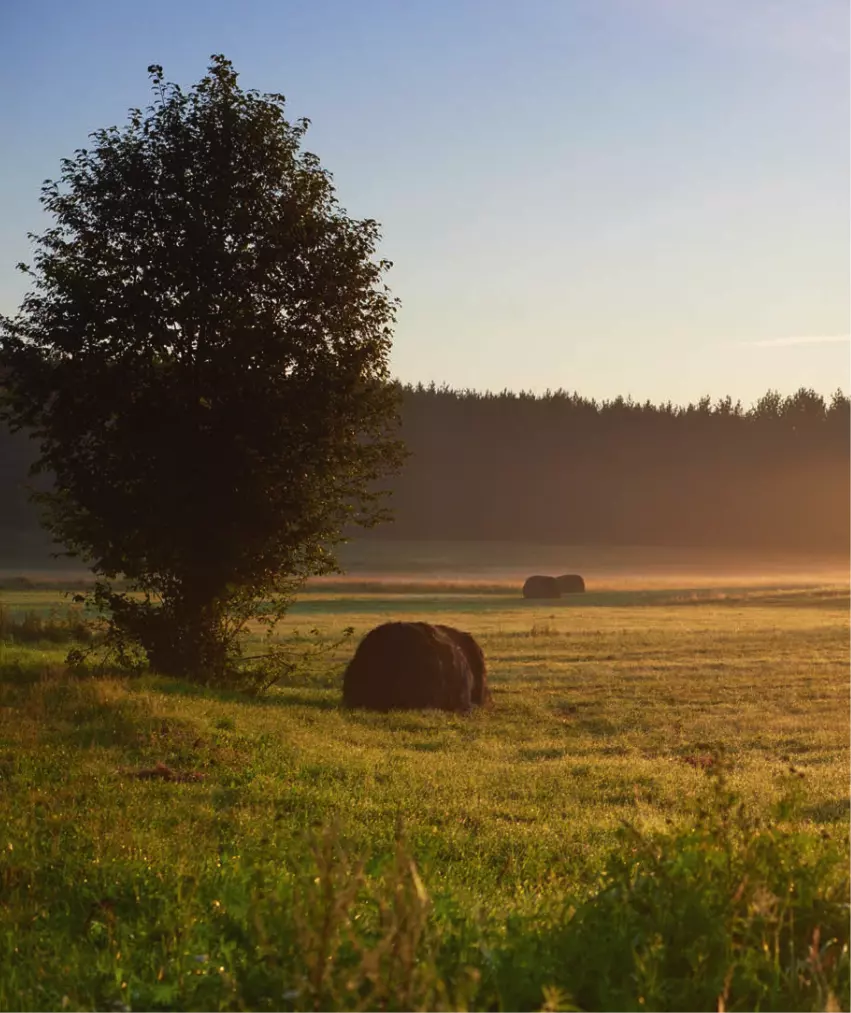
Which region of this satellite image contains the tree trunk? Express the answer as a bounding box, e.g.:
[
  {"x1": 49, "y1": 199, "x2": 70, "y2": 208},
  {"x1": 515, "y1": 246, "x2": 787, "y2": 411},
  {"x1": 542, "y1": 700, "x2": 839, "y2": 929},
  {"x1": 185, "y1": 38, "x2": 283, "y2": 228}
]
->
[{"x1": 141, "y1": 596, "x2": 232, "y2": 680}]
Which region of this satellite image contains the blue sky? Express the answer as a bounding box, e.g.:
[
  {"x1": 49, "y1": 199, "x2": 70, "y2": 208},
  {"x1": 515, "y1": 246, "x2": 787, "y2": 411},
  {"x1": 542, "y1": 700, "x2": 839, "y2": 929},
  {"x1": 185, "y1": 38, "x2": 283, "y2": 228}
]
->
[{"x1": 1, "y1": 0, "x2": 848, "y2": 405}]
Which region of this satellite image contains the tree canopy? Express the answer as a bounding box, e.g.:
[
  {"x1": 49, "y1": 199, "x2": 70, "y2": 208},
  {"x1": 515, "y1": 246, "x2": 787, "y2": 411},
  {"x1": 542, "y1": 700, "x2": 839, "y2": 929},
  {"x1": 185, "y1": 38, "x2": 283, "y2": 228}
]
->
[{"x1": 0, "y1": 55, "x2": 404, "y2": 679}]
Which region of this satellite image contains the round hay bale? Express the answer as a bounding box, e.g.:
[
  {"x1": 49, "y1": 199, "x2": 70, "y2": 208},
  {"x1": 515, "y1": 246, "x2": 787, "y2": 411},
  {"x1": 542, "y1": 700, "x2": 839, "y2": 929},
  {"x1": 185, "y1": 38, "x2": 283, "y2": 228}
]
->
[
  {"x1": 555, "y1": 573, "x2": 586, "y2": 594},
  {"x1": 522, "y1": 575, "x2": 561, "y2": 599},
  {"x1": 436, "y1": 625, "x2": 489, "y2": 705},
  {"x1": 342, "y1": 621, "x2": 473, "y2": 713}
]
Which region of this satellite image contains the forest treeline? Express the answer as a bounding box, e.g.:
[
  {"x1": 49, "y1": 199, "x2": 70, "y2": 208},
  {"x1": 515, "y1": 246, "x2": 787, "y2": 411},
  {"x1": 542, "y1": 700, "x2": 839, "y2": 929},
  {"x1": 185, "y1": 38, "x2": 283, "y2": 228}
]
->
[
  {"x1": 1, "y1": 384, "x2": 849, "y2": 562},
  {"x1": 384, "y1": 384, "x2": 850, "y2": 552}
]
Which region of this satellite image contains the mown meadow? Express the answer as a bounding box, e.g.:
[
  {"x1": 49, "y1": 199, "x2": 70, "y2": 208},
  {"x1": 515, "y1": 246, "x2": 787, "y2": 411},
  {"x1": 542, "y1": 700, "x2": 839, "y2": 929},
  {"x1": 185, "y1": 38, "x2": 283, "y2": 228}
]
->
[{"x1": 0, "y1": 567, "x2": 848, "y2": 1011}]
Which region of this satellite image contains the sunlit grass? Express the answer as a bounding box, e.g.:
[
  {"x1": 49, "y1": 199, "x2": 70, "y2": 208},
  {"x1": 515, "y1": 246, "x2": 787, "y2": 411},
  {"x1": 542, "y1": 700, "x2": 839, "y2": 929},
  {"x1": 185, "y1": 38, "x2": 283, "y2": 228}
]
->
[{"x1": 0, "y1": 582, "x2": 847, "y2": 1010}]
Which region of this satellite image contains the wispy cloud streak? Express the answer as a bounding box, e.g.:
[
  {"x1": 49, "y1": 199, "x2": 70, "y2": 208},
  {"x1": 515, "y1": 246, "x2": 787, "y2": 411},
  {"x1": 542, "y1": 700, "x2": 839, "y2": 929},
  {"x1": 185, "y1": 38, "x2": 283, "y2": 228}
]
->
[{"x1": 745, "y1": 335, "x2": 850, "y2": 348}]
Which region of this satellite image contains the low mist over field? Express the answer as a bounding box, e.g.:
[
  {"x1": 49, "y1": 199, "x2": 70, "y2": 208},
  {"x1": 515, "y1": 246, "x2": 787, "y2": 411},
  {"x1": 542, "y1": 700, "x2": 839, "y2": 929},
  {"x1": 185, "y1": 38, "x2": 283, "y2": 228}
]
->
[
  {"x1": 333, "y1": 540, "x2": 850, "y2": 590},
  {"x1": 4, "y1": 540, "x2": 848, "y2": 596}
]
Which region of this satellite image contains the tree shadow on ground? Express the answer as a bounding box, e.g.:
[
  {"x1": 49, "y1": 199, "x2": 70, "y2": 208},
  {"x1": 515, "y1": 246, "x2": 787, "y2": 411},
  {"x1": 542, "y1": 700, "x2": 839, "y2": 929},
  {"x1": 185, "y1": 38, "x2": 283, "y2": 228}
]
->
[
  {"x1": 802, "y1": 798, "x2": 850, "y2": 824},
  {"x1": 152, "y1": 677, "x2": 342, "y2": 713}
]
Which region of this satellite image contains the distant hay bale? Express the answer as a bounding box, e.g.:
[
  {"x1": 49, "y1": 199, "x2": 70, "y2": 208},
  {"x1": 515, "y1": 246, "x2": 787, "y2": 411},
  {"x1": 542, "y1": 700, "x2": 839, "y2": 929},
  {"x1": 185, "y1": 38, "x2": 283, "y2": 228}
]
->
[
  {"x1": 555, "y1": 573, "x2": 586, "y2": 594},
  {"x1": 522, "y1": 575, "x2": 562, "y2": 599},
  {"x1": 436, "y1": 624, "x2": 489, "y2": 705},
  {"x1": 342, "y1": 621, "x2": 483, "y2": 713}
]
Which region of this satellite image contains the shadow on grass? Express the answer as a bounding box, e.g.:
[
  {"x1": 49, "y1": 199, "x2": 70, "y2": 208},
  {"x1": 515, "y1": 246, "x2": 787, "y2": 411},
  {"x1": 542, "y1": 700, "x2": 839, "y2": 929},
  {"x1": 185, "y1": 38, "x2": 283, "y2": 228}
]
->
[
  {"x1": 0, "y1": 654, "x2": 152, "y2": 686},
  {"x1": 803, "y1": 798, "x2": 851, "y2": 824},
  {"x1": 60, "y1": 697, "x2": 161, "y2": 751},
  {"x1": 152, "y1": 677, "x2": 343, "y2": 713},
  {"x1": 518, "y1": 746, "x2": 568, "y2": 761},
  {"x1": 0, "y1": 658, "x2": 65, "y2": 686},
  {"x1": 0, "y1": 664, "x2": 167, "y2": 754},
  {"x1": 0, "y1": 656, "x2": 348, "y2": 718}
]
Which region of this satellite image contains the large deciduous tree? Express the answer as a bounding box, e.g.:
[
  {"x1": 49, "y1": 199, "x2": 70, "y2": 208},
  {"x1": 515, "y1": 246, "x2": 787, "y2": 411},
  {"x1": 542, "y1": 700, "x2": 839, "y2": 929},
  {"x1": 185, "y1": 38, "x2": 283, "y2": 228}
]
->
[{"x1": 0, "y1": 56, "x2": 404, "y2": 680}]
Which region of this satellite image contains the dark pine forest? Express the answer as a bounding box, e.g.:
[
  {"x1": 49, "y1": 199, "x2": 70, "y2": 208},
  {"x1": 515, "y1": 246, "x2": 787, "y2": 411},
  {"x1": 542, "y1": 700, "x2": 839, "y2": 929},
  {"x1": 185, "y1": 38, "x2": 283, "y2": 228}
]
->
[
  {"x1": 1, "y1": 384, "x2": 849, "y2": 564},
  {"x1": 386, "y1": 384, "x2": 849, "y2": 553}
]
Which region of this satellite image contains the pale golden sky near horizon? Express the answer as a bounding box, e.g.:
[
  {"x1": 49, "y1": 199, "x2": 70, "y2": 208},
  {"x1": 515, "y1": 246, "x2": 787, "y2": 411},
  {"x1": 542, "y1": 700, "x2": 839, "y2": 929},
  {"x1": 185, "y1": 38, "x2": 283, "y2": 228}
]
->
[{"x1": 1, "y1": 0, "x2": 848, "y2": 405}]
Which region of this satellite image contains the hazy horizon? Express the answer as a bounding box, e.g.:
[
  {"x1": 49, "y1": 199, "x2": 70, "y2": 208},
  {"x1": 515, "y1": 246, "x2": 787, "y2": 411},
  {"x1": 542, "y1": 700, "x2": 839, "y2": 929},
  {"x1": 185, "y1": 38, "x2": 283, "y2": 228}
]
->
[{"x1": 1, "y1": 0, "x2": 848, "y2": 405}]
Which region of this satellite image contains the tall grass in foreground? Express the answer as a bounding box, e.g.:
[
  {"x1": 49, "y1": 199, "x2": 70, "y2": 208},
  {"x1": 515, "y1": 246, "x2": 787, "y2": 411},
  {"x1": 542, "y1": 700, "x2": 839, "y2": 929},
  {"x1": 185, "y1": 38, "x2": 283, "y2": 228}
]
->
[
  {"x1": 0, "y1": 585, "x2": 847, "y2": 1010},
  {"x1": 0, "y1": 765, "x2": 846, "y2": 1012}
]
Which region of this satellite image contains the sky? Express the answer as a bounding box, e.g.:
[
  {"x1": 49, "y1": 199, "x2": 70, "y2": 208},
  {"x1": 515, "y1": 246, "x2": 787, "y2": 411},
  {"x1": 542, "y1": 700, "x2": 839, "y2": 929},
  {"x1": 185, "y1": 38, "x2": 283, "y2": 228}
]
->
[{"x1": 1, "y1": 0, "x2": 848, "y2": 406}]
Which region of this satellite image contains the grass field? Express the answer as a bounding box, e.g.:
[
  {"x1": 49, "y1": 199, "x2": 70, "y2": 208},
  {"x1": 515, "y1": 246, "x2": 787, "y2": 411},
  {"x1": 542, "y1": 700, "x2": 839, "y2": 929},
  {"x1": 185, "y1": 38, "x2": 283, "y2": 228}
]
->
[{"x1": 0, "y1": 544, "x2": 848, "y2": 1011}]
